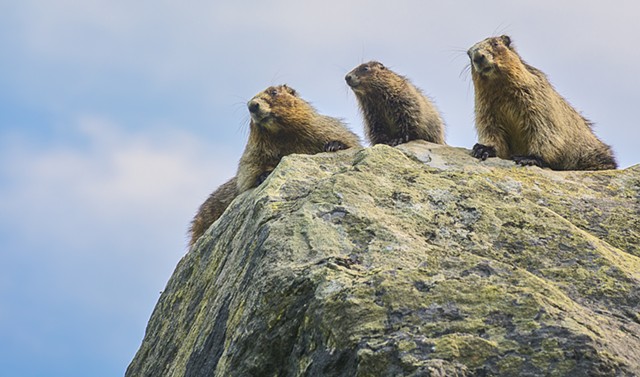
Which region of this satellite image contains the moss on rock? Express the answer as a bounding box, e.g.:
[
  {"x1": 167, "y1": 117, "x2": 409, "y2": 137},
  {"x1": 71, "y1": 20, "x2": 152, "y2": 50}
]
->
[{"x1": 127, "y1": 142, "x2": 640, "y2": 377}]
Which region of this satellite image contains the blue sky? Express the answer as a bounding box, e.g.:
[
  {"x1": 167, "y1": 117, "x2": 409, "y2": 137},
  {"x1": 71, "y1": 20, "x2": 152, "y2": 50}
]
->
[{"x1": 1, "y1": 1, "x2": 638, "y2": 376}]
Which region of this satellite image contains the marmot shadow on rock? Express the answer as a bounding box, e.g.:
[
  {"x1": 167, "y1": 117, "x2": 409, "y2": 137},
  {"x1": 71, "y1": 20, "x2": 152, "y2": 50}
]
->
[
  {"x1": 468, "y1": 35, "x2": 617, "y2": 170},
  {"x1": 189, "y1": 85, "x2": 362, "y2": 246},
  {"x1": 346, "y1": 61, "x2": 445, "y2": 146}
]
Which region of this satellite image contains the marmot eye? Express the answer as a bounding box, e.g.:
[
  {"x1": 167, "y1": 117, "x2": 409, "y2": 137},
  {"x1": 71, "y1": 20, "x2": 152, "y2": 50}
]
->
[{"x1": 269, "y1": 88, "x2": 278, "y2": 96}]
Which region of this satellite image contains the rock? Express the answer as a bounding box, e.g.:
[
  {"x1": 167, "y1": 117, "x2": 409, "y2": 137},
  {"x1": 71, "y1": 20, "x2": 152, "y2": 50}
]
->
[{"x1": 126, "y1": 141, "x2": 640, "y2": 377}]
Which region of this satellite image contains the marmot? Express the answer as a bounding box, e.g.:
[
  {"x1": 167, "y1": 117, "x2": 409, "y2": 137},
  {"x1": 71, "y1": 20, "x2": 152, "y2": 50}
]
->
[
  {"x1": 237, "y1": 84, "x2": 362, "y2": 192},
  {"x1": 468, "y1": 35, "x2": 617, "y2": 170},
  {"x1": 345, "y1": 61, "x2": 445, "y2": 146},
  {"x1": 189, "y1": 84, "x2": 361, "y2": 246}
]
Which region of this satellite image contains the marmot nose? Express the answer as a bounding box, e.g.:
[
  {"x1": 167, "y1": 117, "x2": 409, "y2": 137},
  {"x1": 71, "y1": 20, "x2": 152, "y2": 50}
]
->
[
  {"x1": 345, "y1": 74, "x2": 354, "y2": 85},
  {"x1": 473, "y1": 53, "x2": 486, "y2": 65},
  {"x1": 248, "y1": 101, "x2": 260, "y2": 113}
]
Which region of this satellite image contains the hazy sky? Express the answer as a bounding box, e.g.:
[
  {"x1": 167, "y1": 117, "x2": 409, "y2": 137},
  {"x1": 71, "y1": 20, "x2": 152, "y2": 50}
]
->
[{"x1": 1, "y1": 1, "x2": 638, "y2": 376}]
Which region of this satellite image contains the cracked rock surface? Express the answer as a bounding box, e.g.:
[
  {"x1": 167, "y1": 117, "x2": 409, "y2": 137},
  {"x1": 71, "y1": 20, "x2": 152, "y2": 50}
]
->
[{"x1": 127, "y1": 141, "x2": 640, "y2": 377}]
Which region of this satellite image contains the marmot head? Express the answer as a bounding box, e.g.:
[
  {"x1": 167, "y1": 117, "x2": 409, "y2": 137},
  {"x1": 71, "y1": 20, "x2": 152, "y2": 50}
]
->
[
  {"x1": 468, "y1": 35, "x2": 520, "y2": 78},
  {"x1": 247, "y1": 85, "x2": 310, "y2": 133},
  {"x1": 345, "y1": 61, "x2": 395, "y2": 94}
]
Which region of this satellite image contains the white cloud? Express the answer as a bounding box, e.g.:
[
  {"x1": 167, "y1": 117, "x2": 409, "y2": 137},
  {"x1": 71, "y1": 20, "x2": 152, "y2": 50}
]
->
[
  {"x1": 0, "y1": 115, "x2": 237, "y2": 317},
  {"x1": 0, "y1": 115, "x2": 241, "y2": 374},
  {"x1": 0, "y1": 116, "x2": 235, "y2": 248}
]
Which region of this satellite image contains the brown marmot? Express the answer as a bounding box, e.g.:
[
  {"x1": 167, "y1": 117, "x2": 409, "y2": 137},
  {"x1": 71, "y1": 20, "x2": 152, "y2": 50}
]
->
[
  {"x1": 189, "y1": 84, "x2": 361, "y2": 246},
  {"x1": 237, "y1": 84, "x2": 362, "y2": 192},
  {"x1": 345, "y1": 61, "x2": 445, "y2": 146},
  {"x1": 468, "y1": 35, "x2": 617, "y2": 170}
]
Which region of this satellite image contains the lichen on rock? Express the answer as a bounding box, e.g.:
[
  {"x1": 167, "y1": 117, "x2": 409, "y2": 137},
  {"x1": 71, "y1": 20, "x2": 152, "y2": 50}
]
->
[{"x1": 127, "y1": 141, "x2": 640, "y2": 377}]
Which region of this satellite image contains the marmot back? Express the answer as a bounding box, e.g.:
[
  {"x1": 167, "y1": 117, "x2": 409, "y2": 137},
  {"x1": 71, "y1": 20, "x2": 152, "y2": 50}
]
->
[
  {"x1": 346, "y1": 61, "x2": 445, "y2": 146},
  {"x1": 468, "y1": 35, "x2": 617, "y2": 170},
  {"x1": 189, "y1": 177, "x2": 237, "y2": 246}
]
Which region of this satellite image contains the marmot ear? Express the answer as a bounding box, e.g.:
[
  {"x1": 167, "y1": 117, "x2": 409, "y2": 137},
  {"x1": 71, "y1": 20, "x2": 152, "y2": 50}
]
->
[
  {"x1": 282, "y1": 84, "x2": 298, "y2": 97},
  {"x1": 501, "y1": 35, "x2": 512, "y2": 47}
]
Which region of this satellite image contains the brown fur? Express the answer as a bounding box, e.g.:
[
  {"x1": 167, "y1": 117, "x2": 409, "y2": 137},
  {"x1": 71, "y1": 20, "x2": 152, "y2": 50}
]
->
[
  {"x1": 345, "y1": 61, "x2": 445, "y2": 146},
  {"x1": 468, "y1": 35, "x2": 617, "y2": 170},
  {"x1": 189, "y1": 177, "x2": 237, "y2": 246},
  {"x1": 189, "y1": 85, "x2": 361, "y2": 246},
  {"x1": 237, "y1": 84, "x2": 362, "y2": 192}
]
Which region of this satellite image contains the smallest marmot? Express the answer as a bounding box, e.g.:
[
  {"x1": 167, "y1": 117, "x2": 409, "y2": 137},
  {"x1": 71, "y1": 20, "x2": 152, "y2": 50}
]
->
[{"x1": 346, "y1": 61, "x2": 446, "y2": 146}]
